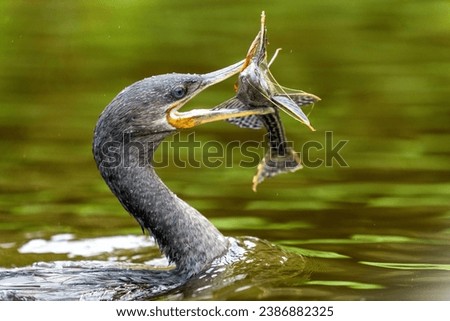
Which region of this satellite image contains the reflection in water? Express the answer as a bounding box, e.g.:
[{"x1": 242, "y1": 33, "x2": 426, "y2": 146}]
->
[
  {"x1": 0, "y1": 0, "x2": 449, "y2": 300},
  {"x1": 18, "y1": 234, "x2": 157, "y2": 258},
  {"x1": 0, "y1": 260, "x2": 183, "y2": 301}
]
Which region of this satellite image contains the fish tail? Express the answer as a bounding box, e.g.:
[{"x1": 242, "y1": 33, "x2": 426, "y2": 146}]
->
[{"x1": 252, "y1": 148, "x2": 302, "y2": 191}]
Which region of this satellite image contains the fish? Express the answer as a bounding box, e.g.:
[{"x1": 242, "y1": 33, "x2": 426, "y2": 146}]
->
[{"x1": 213, "y1": 11, "x2": 320, "y2": 191}]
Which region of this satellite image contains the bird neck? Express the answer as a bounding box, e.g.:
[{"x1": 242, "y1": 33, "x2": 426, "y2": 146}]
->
[{"x1": 93, "y1": 133, "x2": 229, "y2": 277}]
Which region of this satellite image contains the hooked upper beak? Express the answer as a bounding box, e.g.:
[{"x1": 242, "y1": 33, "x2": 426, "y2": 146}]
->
[{"x1": 167, "y1": 60, "x2": 273, "y2": 129}]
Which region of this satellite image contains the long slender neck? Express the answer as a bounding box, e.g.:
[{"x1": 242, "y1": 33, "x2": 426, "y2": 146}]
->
[{"x1": 93, "y1": 131, "x2": 229, "y2": 277}]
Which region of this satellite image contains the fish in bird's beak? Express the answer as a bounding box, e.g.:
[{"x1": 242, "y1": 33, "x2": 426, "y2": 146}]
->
[
  {"x1": 211, "y1": 12, "x2": 319, "y2": 132},
  {"x1": 210, "y1": 11, "x2": 321, "y2": 190},
  {"x1": 243, "y1": 11, "x2": 319, "y2": 131},
  {"x1": 166, "y1": 60, "x2": 275, "y2": 129}
]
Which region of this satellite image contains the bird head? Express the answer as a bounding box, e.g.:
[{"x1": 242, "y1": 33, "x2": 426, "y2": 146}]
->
[{"x1": 96, "y1": 61, "x2": 274, "y2": 142}]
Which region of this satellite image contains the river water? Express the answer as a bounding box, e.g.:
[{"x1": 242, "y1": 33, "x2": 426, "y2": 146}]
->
[{"x1": 0, "y1": 0, "x2": 449, "y2": 300}]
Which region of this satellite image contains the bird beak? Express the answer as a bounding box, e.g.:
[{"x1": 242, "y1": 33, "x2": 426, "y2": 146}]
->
[{"x1": 167, "y1": 60, "x2": 274, "y2": 129}]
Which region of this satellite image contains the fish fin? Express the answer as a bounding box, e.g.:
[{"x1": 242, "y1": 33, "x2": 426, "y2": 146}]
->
[
  {"x1": 226, "y1": 113, "x2": 265, "y2": 129},
  {"x1": 281, "y1": 92, "x2": 320, "y2": 107},
  {"x1": 211, "y1": 97, "x2": 244, "y2": 111},
  {"x1": 252, "y1": 148, "x2": 302, "y2": 192},
  {"x1": 228, "y1": 115, "x2": 264, "y2": 129},
  {"x1": 212, "y1": 98, "x2": 264, "y2": 129},
  {"x1": 271, "y1": 95, "x2": 315, "y2": 131}
]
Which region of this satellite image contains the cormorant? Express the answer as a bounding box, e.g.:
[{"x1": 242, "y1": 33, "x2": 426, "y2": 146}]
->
[
  {"x1": 0, "y1": 60, "x2": 278, "y2": 301},
  {"x1": 92, "y1": 60, "x2": 273, "y2": 278}
]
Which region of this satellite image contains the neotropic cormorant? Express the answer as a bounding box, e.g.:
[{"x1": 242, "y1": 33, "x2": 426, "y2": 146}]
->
[
  {"x1": 92, "y1": 60, "x2": 273, "y2": 278},
  {"x1": 0, "y1": 61, "x2": 276, "y2": 300},
  {"x1": 0, "y1": 11, "x2": 316, "y2": 300}
]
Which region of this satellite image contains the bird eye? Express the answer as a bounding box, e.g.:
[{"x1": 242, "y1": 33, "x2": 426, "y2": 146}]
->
[{"x1": 171, "y1": 85, "x2": 187, "y2": 99}]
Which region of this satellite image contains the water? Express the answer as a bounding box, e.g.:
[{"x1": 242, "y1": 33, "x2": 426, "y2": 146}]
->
[{"x1": 0, "y1": 0, "x2": 449, "y2": 300}]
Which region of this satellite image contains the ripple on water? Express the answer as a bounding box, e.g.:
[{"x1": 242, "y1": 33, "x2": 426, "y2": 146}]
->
[{"x1": 0, "y1": 235, "x2": 308, "y2": 300}]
